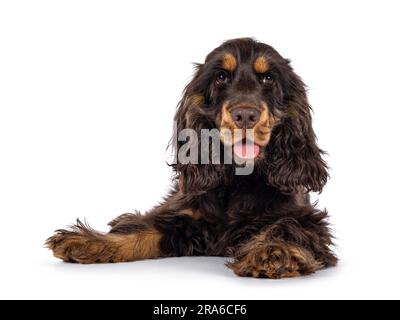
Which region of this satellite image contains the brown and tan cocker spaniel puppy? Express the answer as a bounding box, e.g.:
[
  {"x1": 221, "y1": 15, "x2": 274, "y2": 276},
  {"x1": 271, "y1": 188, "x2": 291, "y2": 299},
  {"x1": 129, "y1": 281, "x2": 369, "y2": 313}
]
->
[{"x1": 46, "y1": 38, "x2": 337, "y2": 278}]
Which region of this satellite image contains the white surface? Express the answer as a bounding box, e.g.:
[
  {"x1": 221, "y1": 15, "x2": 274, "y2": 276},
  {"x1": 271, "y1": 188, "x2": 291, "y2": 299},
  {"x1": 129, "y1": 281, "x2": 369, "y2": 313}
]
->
[{"x1": 1, "y1": 0, "x2": 400, "y2": 300}]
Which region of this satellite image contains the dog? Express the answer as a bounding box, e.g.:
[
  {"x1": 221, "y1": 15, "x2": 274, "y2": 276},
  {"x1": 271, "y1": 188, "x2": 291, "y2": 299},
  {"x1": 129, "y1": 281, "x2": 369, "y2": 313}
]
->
[{"x1": 46, "y1": 38, "x2": 337, "y2": 278}]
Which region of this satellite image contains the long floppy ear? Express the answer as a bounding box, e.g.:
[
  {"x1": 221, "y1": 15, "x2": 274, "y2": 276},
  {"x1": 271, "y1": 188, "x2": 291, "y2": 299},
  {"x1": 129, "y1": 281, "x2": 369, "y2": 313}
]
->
[
  {"x1": 264, "y1": 73, "x2": 328, "y2": 194},
  {"x1": 172, "y1": 67, "x2": 224, "y2": 194}
]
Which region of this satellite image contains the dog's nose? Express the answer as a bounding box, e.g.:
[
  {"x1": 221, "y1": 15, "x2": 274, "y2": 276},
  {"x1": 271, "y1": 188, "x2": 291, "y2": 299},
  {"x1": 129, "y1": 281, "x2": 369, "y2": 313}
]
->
[{"x1": 231, "y1": 108, "x2": 261, "y2": 129}]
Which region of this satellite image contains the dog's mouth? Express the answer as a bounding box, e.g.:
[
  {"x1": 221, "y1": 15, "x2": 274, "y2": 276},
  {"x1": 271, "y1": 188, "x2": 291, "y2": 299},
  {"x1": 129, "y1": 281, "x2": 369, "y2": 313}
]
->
[
  {"x1": 233, "y1": 139, "x2": 261, "y2": 160},
  {"x1": 220, "y1": 128, "x2": 265, "y2": 162}
]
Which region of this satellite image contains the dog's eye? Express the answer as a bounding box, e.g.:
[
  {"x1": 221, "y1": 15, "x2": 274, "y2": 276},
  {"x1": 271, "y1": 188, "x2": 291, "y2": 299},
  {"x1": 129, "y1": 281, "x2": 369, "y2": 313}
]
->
[
  {"x1": 259, "y1": 72, "x2": 274, "y2": 85},
  {"x1": 215, "y1": 71, "x2": 229, "y2": 85}
]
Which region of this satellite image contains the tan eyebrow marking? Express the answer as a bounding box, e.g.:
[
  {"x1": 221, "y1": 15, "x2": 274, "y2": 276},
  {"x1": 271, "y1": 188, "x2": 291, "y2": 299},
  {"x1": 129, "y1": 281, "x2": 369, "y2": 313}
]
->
[
  {"x1": 253, "y1": 56, "x2": 269, "y2": 73},
  {"x1": 222, "y1": 53, "x2": 237, "y2": 72}
]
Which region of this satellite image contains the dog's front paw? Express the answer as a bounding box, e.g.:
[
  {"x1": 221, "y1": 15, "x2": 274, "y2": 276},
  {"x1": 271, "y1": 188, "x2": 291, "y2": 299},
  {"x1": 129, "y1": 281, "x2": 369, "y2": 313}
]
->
[
  {"x1": 45, "y1": 221, "x2": 109, "y2": 263},
  {"x1": 45, "y1": 230, "x2": 98, "y2": 263},
  {"x1": 228, "y1": 241, "x2": 323, "y2": 279}
]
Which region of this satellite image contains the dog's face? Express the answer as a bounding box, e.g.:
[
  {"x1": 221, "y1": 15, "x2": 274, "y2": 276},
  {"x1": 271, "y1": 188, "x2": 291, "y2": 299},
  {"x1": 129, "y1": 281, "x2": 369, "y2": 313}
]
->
[
  {"x1": 180, "y1": 39, "x2": 297, "y2": 162},
  {"x1": 204, "y1": 41, "x2": 289, "y2": 161},
  {"x1": 175, "y1": 38, "x2": 328, "y2": 194}
]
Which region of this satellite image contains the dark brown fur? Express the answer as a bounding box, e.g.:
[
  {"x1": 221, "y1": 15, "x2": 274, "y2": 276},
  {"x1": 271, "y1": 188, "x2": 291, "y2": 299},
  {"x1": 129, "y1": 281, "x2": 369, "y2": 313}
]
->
[{"x1": 46, "y1": 38, "x2": 337, "y2": 278}]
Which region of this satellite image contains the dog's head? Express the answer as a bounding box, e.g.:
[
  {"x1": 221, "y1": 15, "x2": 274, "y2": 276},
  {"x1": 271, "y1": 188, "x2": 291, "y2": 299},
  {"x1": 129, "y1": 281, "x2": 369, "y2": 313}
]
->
[{"x1": 174, "y1": 38, "x2": 328, "y2": 194}]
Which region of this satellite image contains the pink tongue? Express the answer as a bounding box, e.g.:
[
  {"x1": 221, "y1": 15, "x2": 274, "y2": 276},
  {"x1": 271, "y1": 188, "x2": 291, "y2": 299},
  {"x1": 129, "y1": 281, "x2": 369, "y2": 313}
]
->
[{"x1": 233, "y1": 142, "x2": 260, "y2": 160}]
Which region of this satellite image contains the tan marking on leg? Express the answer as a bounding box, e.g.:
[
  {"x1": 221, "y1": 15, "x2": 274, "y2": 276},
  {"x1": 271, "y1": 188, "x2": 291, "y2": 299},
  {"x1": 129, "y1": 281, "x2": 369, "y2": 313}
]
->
[
  {"x1": 111, "y1": 231, "x2": 161, "y2": 262},
  {"x1": 46, "y1": 227, "x2": 162, "y2": 264}
]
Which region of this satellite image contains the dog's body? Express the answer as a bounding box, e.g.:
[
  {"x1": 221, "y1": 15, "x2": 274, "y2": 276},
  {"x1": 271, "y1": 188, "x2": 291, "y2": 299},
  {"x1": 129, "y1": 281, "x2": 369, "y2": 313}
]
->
[{"x1": 47, "y1": 38, "x2": 337, "y2": 278}]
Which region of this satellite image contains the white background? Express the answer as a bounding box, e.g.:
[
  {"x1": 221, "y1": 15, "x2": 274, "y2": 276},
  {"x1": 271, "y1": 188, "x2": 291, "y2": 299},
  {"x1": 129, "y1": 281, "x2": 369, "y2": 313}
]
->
[{"x1": 1, "y1": 0, "x2": 399, "y2": 300}]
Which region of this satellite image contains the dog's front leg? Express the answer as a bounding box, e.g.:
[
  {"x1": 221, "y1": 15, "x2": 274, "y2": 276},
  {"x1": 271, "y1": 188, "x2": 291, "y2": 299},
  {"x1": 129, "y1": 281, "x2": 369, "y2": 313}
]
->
[
  {"x1": 45, "y1": 219, "x2": 163, "y2": 264},
  {"x1": 46, "y1": 194, "x2": 209, "y2": 263}
]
